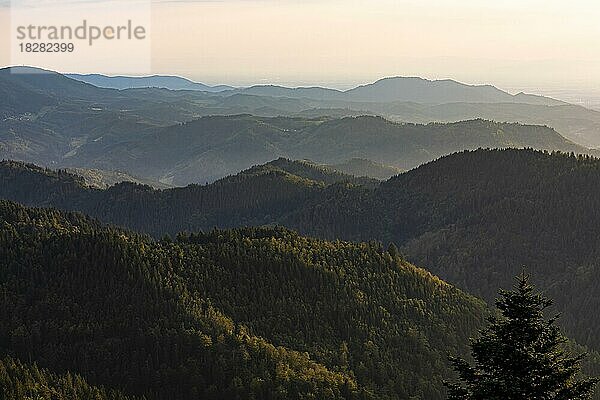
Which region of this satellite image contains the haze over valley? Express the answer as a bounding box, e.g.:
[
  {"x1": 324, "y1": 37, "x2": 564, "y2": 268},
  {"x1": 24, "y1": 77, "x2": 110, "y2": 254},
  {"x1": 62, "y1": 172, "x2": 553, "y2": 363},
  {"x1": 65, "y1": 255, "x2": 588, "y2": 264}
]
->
[{"x1": 4, "y1": 66, "x2": 600, "y2": 186}]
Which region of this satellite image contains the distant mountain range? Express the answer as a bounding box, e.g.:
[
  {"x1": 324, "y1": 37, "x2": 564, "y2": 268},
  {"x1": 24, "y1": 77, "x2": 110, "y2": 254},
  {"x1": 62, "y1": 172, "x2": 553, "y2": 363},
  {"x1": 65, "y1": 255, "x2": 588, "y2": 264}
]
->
[
  {"x1": 64, "y1": 72, "x2": 600, "y2": 148},
  {"x1": 3, "y1": 65, "x2": 600, "y2": 184},
  {"x1": 69, "y1": 72, "x2": 564, "y2": 106},
  {"x1": 238, "y1": 76, "x2": 565, "y2": 106},
  {"x1": 67, "y1": 73, "x2": 234, "y2": 92}
]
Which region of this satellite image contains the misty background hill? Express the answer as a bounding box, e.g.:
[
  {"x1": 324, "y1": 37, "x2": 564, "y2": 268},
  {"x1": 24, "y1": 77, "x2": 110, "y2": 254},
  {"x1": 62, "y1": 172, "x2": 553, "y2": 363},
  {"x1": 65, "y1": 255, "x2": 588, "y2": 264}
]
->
[
  {"x1": 2, "y1": 66, "x2": 600, "y2": 185},
  {"x1": 21, "y1": 113, "x2": 593, "y2": 186}
]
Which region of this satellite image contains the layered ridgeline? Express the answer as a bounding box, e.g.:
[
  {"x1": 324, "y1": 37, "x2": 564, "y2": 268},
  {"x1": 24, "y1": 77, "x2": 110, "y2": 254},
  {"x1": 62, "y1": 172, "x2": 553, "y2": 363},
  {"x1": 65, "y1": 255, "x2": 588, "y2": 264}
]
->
[
  {"x1": 6, "y1": 149, "x2": 600, "y2": 357},
  {"x1": 69, "y1": 72, "x2": 600, "y2": 148},
  {"x1": 71, "y1": 73, "x2": 562, "y2": 106},
  {"x1": 56, "y1": 115, "x2": 595, "y2": 185},
  {"x1": 0, "y1": 200, "x2": 489, "y2": 400},
  {"x1": 0, "y1": 158, "x2": 369, "y2": 234},
  {"x1": 4, "y1": 66, "x2": 600, "y2": 183}
]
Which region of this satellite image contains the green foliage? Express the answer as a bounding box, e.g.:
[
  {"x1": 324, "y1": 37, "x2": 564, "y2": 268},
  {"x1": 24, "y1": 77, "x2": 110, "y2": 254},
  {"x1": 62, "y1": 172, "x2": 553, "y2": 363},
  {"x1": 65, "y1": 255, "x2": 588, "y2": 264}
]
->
[
  {"x1": 280, "y1": 148, "x2": 600, "y2": 359},
  {"x1": 446, "y1": 275, "x2": 597, "y2": 399},
  {"x1": 6, "y1": 148, "x2": 600, "y2": 361},
  {"x1": 0, "y1": 200, "x2": 486, "y2": 399},
  {"x1": 0, "y1": 355, "x2": 136, "y2": 400}
]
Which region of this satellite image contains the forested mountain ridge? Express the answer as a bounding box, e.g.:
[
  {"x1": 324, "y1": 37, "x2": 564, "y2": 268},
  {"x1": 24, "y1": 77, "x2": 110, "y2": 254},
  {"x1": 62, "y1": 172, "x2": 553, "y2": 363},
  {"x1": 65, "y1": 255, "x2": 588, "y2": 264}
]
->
[
  {"x1": 64, "y1": 166, "x2": 173, "y2": 189},
  {"x1": 6, "y1": 149, "x2": 600, "y2": 357},
  {"x1": 290, "y1": 116, "x2": 592, "y2": 164},
  {"x1": 0, "y1": 157, "x2": 367, "y2": 234},
  {"x1": 285, "y1": 149, "x2": 600, "y2": 353},
  {"x1": 260, "y1": 158, "x2": 379, "y2": 186},
  {"x1": 0, "y1": 199, "x2": 493, "y2": 399}
]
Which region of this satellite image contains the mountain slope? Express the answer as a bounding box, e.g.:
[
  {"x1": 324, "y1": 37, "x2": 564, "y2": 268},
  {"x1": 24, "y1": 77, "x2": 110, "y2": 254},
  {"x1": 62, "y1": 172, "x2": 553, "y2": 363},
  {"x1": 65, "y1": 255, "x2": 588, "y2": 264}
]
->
[
  {"x1": 63, "y1": 115, "x2": 324, "y2": 185},
  {"x1": 289, "y1": 116, "x2": 593, "y2": 167},
  {"x1": 379, "y1": 101, "x2": 600, "y2": 149},
  {"x1": 0, "y1": 200, "x2": 359, "y2": 399},
  {"x1": 0, "y1": 356, "x2": 137, "y2": 400},
  {"x1": 0, "y1": 199, "x2": 493, "y2": 399},
  {"x1": 0, "y1": 158, "x2": 347, "y2": 234},
  {"x1": 283, "y1": 149, "x2": 600, "y2": 353},
  {"x1": 0, "y1": 66, "x2": 119, "y2": 102},
  {"x1": 6, "y1": 149, "x2": 600, "y2": 358}
]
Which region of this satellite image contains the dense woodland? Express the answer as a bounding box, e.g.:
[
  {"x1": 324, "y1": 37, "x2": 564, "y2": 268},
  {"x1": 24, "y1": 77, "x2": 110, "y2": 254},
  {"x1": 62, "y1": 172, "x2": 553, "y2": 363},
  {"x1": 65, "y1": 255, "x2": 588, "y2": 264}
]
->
[
  {"x1": 0, "y1": 356, "x2": 136, "y2": 400},
  {"x1": 6, "y1": 149, "x2": 600, "y2": 358},
  {"x1": 0, "y1": 200, "x2": 497, "y2": 399},
  {"x1": 287, "y1": 149, "x2": 600, "y2": 354}
]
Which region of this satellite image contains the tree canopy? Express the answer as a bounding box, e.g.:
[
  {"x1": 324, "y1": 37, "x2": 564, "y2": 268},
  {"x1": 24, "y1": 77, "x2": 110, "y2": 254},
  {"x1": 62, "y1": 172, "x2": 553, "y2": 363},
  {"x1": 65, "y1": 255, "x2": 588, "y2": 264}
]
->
[{"x1": 446, "y1": 274, "x2": 598, "y2": 400}]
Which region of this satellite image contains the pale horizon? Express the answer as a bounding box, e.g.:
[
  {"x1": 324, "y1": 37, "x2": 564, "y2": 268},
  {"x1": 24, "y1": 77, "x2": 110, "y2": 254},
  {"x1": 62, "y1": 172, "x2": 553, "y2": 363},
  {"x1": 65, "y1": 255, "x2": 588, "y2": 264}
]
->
[{"x1": 2, "y1": 0, "x2": 600, "y2": 97}]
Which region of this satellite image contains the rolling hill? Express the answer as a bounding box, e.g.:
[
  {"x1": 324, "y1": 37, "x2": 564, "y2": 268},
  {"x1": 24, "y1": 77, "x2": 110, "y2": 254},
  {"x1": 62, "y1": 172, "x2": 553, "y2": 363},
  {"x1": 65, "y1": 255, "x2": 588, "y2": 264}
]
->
[
  {"x1": 6, "y1": 149, "x2": 600, "y2": 359},
  {"x1": 0, "y1": 199, "x2": 492, "y2": 399}
]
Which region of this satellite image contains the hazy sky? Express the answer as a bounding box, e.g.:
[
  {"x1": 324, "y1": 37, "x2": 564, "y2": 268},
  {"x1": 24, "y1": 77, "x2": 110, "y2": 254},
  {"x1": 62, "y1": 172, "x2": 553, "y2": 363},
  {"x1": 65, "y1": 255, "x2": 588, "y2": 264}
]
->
[{"x1": 2, "y1": 0, "x2": 600, "y2": 92}]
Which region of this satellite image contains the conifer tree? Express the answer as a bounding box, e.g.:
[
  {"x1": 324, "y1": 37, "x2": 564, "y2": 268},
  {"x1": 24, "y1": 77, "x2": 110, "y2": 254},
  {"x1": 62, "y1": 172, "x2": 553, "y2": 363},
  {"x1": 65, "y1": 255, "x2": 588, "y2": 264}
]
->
[{"x1": 445, "y1": 274, "x2": 598, "y2": 400}]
